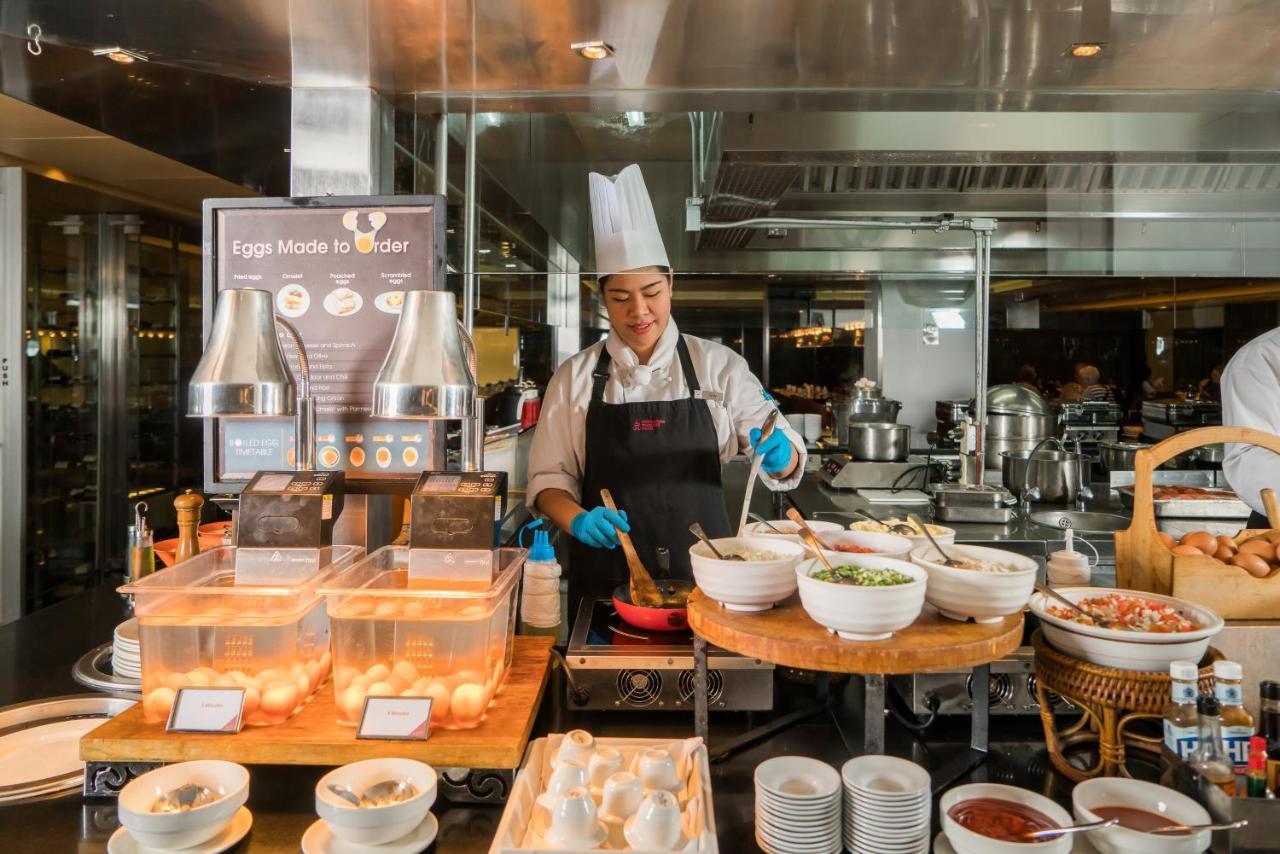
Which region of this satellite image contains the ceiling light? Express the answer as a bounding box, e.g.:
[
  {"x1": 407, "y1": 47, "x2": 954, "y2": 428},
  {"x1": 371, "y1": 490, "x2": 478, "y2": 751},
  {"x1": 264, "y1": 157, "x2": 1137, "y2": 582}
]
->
[
  {"x1": 572, "y1": 40, "x2": 614, "y2": 60},
  {"x1": 504, "y1": 263, "x2": 517, "y2": 269},
  {"x1": 624, "y1": 111, "x2": 645, "y2": 128},
  {"x1": 1069, "y1": 42, "x2": 1105, "y2": 58},
  {"x1": 93, "y1": 46, "x2": 147, "y2": 64}
]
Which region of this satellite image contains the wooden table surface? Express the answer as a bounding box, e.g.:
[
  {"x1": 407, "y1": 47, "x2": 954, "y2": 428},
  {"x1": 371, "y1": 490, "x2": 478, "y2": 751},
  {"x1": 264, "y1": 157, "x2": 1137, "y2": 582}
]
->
[
  {"x1": 81, "y1": 635, "x2": 553, "y2": 770},
  {"x1": 687, "y1": 589, "x2": 1022, "y2": 674}
]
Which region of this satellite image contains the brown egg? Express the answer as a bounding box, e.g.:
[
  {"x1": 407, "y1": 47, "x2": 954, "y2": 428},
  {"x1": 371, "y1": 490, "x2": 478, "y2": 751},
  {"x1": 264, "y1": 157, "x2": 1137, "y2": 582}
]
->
[
  {"x1": 1215, "y1": 535, "x2": 1238, "y2": 555},
  {"x1": 1238, "y1": 539, "x2": 1275, "y2": 559},
  {"x1": 1181, "y1": 531, "x2": 1218, "y2": 553},
  {"x1": 1230, "y1": 552, "x2": 1273, "y2": 578},
  {"x1": 1214, "y1": 544, "x2": 1236, "y2": 561},
  {"x1": 1157, "y1": 532, "x2": 1178, "y2": 550},
  {"x1": 1171, "y1": 544, "x2": 1204, "y2": 557}
]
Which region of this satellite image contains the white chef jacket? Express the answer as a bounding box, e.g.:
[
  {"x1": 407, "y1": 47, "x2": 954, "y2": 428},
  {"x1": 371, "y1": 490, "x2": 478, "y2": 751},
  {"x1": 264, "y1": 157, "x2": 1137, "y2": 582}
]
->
[
  {"x1": 1221, "y1": 326, "x2": 1280, "y2": 516},
  {"x1": 527, "y1": 321, "x2": 807, "y2": 507}
]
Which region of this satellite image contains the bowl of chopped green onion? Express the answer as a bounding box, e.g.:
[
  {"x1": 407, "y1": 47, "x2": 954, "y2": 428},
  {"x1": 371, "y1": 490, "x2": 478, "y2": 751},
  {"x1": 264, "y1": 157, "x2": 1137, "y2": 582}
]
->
[{"x1": 795, "y1": 556, "x2": 927, "y2": 641}]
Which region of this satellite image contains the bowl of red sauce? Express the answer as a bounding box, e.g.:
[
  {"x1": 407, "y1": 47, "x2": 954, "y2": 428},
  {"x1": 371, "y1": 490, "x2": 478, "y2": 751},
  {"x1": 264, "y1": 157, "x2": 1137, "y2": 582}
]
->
[
  {"x1": 940, "y1": 783, "x2": 1072, "y2": 853},
  {"x1": 818, "y1": 530, "x2": 913, "y2": 561},
  {"x1": 1071, "y1": 778, "x2": 1209, "y2": 854}
]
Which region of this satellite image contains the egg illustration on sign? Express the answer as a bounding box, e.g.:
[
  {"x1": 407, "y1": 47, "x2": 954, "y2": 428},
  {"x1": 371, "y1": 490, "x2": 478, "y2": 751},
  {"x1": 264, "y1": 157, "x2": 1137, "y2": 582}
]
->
[{"x1": 341, "y1": 209, "x2": 388, "y2": 255}]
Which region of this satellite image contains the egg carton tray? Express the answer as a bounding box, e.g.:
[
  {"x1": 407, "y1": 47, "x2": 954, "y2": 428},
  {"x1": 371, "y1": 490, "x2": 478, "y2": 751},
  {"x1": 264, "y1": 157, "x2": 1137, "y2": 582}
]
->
[
  {"x1": 1117, "y1": 486, "x2": 1252, "y2": 519},
  {"x1": 489, "y1": 734, "x2": 717, "y2": 854}
]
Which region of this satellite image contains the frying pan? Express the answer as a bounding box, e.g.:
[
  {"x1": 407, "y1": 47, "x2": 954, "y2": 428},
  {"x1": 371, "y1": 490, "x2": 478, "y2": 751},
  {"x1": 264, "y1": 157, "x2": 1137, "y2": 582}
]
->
[{"x1": 612, "y1": 579, "x2": 694, "y2": 632}]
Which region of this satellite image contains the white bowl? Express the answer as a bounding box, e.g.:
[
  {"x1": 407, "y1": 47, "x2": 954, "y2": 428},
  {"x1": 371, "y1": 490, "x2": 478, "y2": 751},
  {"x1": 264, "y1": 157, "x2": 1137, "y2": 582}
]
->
[
  {"x1": 841, "y1": 755, "x2": 931, "y2": 797},
  {"x1": 1029, "y1": 587, "x2": 1222, "y2": 672},
  {"x1": 1072, "y1": 778, "x2": 1210, "y2": 854},
  {"x1": 795, "y1": 555, "x2": 927, "y2": 641},
  {"x1": 690, "y1": 536, "x2": 805, "y2": 612},
  {"x1": 910, "y1": 544, "x2": 1038, "y2": 623},
  {"x1": 818, "y1": 530, "x2": 913, "y2": 561},
  {"x1": 940, "y1": 783, "x2": 1073, "y2": 854},
  {"x1": 316, "y1": 758, "x2": 437, "y2": 845},
  {"x1": 848, "y1": 519, "x2": 956, "y2": 547},
  {"x1": 118, "y1": 760, "x2": 249, "y2": 849},
  {"x1": 742, "y1": 519, "x2": 844, "y2": 542}
]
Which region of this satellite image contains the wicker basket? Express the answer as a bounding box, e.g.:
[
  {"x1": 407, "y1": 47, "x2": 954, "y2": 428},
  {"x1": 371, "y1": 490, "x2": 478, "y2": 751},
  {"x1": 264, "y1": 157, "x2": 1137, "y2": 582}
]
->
[{"x1": 1032, "y1": 630, "x2": 1219, "y2": 782}]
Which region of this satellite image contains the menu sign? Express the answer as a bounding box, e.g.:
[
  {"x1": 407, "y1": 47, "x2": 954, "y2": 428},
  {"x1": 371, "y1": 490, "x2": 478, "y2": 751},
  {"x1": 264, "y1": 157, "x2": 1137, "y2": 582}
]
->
[{"x1": 204, "y1": 196, "x2": 446, "y2": 492}]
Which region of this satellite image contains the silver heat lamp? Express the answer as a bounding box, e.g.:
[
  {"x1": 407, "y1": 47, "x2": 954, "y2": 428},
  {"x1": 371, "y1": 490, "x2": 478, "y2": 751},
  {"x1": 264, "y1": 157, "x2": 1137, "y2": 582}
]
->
[
  {"x1": 371, "y1": 289, "x2": 484, "y2": 471},
  {"x1": 188, "y1": 287, "x2": 315, "y2": 471}
]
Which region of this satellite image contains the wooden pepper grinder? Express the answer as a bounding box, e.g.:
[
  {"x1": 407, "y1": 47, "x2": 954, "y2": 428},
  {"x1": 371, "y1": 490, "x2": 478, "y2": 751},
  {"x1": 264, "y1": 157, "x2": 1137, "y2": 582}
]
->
[{"x1": 174, "y1": 489, "x2": 205, "y2": 564}]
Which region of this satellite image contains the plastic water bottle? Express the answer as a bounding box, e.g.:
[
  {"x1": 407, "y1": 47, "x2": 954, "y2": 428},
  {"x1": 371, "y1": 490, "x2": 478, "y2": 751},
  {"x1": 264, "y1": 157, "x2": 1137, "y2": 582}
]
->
[{"x1": 519, "y1": 519, "x2": 562, "y2": 637}]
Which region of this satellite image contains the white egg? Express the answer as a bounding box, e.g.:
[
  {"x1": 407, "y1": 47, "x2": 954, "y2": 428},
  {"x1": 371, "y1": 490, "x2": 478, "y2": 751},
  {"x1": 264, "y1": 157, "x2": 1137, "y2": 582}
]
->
[
  {"x1": 227, "y1": 670, "x2": 252, "y2": 688},
  {"x1": 320, "y1": 650, "x2": 332, "y2": 670},
  {"x1": 193, "y1": 666, "x2": 221, "y2": 682},
  {"x1": 213, "y1": 674, "x2": 237, "y2": 688},
  {"x1": 351, "y1": 674, "x2": 372, "y2": 690},
  {"x1": 456, "y1": 669, "x2": 485, "y2": 685},
  {"x1": 260, "y1": 684, "x2": 299, "y2": 718},
  {"x1": 305, "y1": 660, "x2": 322, "y2": 691},
  {"x1": 295, "y1": 672, "x2": 311, "y2": 698},
  {"x1": 143, "y1": 687, "x2": 177, "y2": 721},
  {"x1": 385, "y1": 676, "x2": 406, "y2": 695},
  {"x1": 422, "y1": 680, "x2": 451, "y2": 723},
  {"x1": 399, "y1": 687, "x2": 421, "y2": 697},
  {"x1": 241, "y1": 686, "x2": 261, "y2": 717},
  {"x1": 366, "y1": 681, "x2": 396, "y2": 697},
  {"x1": 185, "y1": 670, "x2": 211, "y2": 687},
  {"x1": 450, "y1": 682, "x2": 487, "y2": 726},
  {"x1": 334, "y1": 666, "x2": 360, "y2": 691},
  {"x1": 411, "y1": 677, "x2": 432, "y2": 692},
  {"x1": 290, "y1": 662, "x2": 305, "y2": 676},
  {"x1": 340, "y1": 685, "x2": 368, "y2": 721},
  {"x1": 164, "y1": 673, "x2": 190, "y2": 690},
  {"x1": 255, "y1": 668, "x2": 283, "y2": 686},
  {"x1": 391, "y1": 660, "x2": 419, "y2": 685},
  {"x1": 365, "y1": 663, "x2": 391, "y2": 683}
]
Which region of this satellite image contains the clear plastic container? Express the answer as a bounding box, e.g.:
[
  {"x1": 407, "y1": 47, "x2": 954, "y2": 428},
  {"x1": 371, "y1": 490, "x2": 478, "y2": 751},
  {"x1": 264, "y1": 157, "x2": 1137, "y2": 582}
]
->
[
  {"x1": 321, "y1": 546, "x2": 525, "y2": 729},
  {"x1": 120, "y1": 545, "x2": 365, "y2": 726}
]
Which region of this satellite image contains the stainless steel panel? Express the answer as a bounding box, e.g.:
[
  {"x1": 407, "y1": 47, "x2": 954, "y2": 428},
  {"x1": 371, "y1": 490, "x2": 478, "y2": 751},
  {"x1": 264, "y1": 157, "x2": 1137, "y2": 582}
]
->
[
  {"x1": 290, "y1": 88, "x2": 394, "y2": 197},
  {"x1": 0, "y1": 167, "x2": 22, "y2": 624}
]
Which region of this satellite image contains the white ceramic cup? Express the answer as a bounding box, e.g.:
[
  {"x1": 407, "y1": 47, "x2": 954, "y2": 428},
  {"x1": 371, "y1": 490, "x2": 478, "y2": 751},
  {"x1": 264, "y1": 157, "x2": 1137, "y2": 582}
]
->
[
  {"x1": 637, "y1": 748, "x2": 680, "y2": 791},
  {"x1": 625, "y1": 790, "x2": 682, "y2": 850},
  {"x1": 553, "y1": 729, "x2": 596, "y2": 768},
  {"x1": 588, "y1": 748, "x2": 623, "y2": 788},
  {"x1": 547, "y1": 787, "x2": 600, "y2": 847},
  {"x1": 545, "y1": 758, "x2": 589, "y2": 797},
  {"x1": 601, "y1": 771, "x2": 645, "y2": 819}
]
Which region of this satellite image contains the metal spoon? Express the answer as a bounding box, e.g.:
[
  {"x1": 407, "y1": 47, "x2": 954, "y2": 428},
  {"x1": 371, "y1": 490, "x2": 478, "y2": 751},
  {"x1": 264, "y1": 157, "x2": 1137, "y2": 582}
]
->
[
  {"x1": 358, "y1": 779, "x2": 418, "y2": 808},
  {"x1": 1024, "y1": 818, "x2": 1118, "y2": 840},
  {"x1": 1035, "y1": 582, "x2": 1113, "y2": 629},
  {"x1": 747, "y1": 512, "x2": 786, "y2": 534},
  {"x1": 1149, "y1": 819, "x2": 1248, "y2": 834},
  {"x1": 785, "y1": 508, "x2": 837, "y2": 571},
  {"x1": 909, "y1": 513, "x2": 964, "y2": 567},
  {"x1": 327, "y1": 784, "x2": 362, "y2": 807},
  {"x1": 689, "y1": 523, "x2": 743, "y2": 561},
  {"x1": 152, "y1": 783, "x2": 216, "y2": 813},
  {"x1": 849, "y1": 507, "x2": 915, "y2": 536}
]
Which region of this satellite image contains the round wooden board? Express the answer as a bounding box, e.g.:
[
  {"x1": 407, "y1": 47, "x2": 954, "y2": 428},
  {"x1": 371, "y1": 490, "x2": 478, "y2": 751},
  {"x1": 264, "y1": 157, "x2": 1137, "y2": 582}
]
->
[{"x1": 687, "y1": 588, "x2": 1023, "y2": 675}]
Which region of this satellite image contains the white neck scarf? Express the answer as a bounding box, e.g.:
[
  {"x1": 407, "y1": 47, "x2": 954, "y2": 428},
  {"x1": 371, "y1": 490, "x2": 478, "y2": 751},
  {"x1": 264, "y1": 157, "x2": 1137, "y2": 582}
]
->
[{"x1": 606, "y1": 320, "x2": 679, "y2": 388}]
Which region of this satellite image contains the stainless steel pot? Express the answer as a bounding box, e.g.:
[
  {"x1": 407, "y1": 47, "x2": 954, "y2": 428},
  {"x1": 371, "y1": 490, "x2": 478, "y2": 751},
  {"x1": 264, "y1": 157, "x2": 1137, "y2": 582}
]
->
[
  {"x1": 1000, "y1": 448, "x2": 1082, "y2": 504},
  {"x1": 935, "y1": 399, "x2": 971, "y2": 424},
  {"x1": 848, "y1": 422, "x2": 910, "y2": 462},
  {"x1": 1098, "y1": 440, "x2": 1145, "y2": 472},
  {"x1": 849, "y1": 396, "x2": 902, "y2": 423}
]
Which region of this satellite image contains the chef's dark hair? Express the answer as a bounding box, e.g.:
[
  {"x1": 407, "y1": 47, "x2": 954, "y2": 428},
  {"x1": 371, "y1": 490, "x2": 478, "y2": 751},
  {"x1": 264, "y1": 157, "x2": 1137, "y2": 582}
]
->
[{"x1": 599, "y1": 266, "x2": 673, "y2": 289}]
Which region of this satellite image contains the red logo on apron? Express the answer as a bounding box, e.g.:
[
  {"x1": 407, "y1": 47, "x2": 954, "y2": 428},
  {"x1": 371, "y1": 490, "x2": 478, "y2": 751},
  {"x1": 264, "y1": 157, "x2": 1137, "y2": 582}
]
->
[{"x1": 632, "y1": 418, "x2": 666, "y2": 432}]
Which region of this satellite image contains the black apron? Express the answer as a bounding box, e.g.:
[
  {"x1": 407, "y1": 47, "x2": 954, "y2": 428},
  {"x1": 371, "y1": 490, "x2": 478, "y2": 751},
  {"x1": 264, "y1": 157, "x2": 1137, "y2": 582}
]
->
[
  {"x1": 1247, "y1": 511, "x2": 1269, "y2": 529},
  {"x1": 568, "y1": 335, "x2": 733, "y2": 614}
]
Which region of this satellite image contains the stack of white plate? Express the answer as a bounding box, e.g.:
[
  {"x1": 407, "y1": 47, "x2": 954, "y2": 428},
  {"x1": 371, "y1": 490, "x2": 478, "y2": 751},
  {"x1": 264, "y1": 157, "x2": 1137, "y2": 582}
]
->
[
  {"x1": 112, "y1": 618, "x2": 141, "y2": 680},
  {"x1": 842, "y1": 755, "x2": 931, "y2": 854},
  {"x1": 753, "y1": 757, "x2": 842, "y2": 854}
]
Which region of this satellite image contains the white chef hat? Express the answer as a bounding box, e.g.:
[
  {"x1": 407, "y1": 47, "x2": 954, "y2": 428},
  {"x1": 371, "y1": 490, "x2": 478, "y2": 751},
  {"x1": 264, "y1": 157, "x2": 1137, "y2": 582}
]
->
[{"x1": 589, "y1": 164, "x2": 670, "y2": 278}]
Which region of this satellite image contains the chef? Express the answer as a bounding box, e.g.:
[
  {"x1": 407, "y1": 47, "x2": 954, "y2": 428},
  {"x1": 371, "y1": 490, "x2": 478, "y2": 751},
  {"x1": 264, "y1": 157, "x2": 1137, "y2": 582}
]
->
[
  {"x1": 1221, "y1": 326, "x2": 1280, "y2": 526},
  {"x1": 527, "y1": 164, "x2": 806, "y2": 611}
]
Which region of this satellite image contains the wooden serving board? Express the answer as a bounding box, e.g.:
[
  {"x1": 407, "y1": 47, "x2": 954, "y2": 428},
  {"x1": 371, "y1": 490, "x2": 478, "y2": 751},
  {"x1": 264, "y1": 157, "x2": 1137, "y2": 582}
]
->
[
  {"x1": 687, "y1": 588, "x2": 1022, "y2": 675},
  {"x1": 81, "y1": 636, "x2": 553, "y2": 770},
  {"x1": 1115, "y1": 426, "x2": 1280, "y2": 619}
]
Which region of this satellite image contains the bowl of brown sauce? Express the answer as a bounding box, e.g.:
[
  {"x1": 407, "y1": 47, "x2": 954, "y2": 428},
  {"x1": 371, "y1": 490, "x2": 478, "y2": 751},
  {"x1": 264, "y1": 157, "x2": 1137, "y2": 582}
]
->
[
  {"x1": 940, "y1": 783, "x2": 1073, "y2": 853},
  {"x1": 1072, "y1": 777, "x2": 1210, "y2": 854}
]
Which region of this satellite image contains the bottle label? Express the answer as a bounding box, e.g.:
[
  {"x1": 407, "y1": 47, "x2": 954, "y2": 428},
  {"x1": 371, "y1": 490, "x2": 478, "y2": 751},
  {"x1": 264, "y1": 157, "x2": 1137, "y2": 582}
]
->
[
  {"x1": 1216, "y1": 682, "x2": 1243, "y2": 706},
  {"x1": 1221, "y1": 726, "x2": 1254, "y2": 770},
  {"x1": 1164, "y1": 721, "x2": 1199, "y2": 760},
  {"x1": 1171, "y1": 682, "x2": 1197, "y2": 704}
]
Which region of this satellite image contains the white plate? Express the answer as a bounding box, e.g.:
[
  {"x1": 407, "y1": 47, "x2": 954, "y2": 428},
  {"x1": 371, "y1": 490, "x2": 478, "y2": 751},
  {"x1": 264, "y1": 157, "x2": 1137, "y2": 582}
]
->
[
  {"x1": 302, "y1": 811, "x2": 438, "y2": 854},
  {"x1": 933, "y1": 830, "x2": 1099, "y2": 853},
  {"x1": 757, "y1": 817, "x2": 841, "y2": 834},
  {"x1": 110, "y1": 806, "x2": 251, "y2": 854},
  {"x1": 276, "y1": 285, "x2": 312, "y2": 318},
  {"x1": 0, "y1": 718, "x2": 103, "y2": 789},
  {"x1": 323, "y1": 288, "x2": 364, "y2": 317},
  {"x1": 757, "y1": 790, "x2": 841, "y2": 807},
  {"x1": 114, "y1": 618, "x2": 139, "y2": 643},
  {"x1": 842, "y1": 754, "x2": 931, "y2": 796},
  {"x1": 373, "y1": 291, "x2": 405, "y2": 315},
  {"x1": 1039, "y1": 621, "x2": 1213, "y2": 672},
  {"x1": 754, "y1": 757, "x2": 841, "y2": 800},
  {"x1": 757, "y1": 829, "x2": 841, "y2": 853}
]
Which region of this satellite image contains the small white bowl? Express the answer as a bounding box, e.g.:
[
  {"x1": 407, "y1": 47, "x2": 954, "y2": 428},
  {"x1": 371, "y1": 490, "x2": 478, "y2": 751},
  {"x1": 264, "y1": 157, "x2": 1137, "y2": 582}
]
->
[
  {"x1": 819, "y1": 529, "x2": 913, "y2": 561},
  {"x1": 689, "y1": 536, "x2": 805, "y2": 612},
  {"x1": 316, "y1": 758, "x2": 437, "y2": 846},
  {"x1": 1072, "y1": 778, "x2": 1210, "y2": 854},
  {"x1": 849, "y1": 519, "x2": 956, "y2": 548},
  {"x1": 118, "y1": 760, "x2": 249, "y2": 850},
  {"x1": 742, "y1": 519, "x2": 844, "y2": 542},
  {"x1": 910, "y1": 544, "x2": 1038, "y2": 623},
  {"x1": 941, "y1": 783, "x2": 1072, "y2": 854},
  {"x1": 795, "y1": 555, "x2": 927, "y2": 641}
]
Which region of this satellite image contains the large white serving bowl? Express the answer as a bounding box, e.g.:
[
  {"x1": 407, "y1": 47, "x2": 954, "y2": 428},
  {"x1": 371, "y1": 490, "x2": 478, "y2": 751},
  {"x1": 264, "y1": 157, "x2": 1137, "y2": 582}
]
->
[
  {"x1": 316, "y1": 758, "x2": 437, "y2": 845},
  {"x1": 940, "y1": 783, "x2": 1073, "y2": 854},
  {"x1": 689, "y1": 536, "x2": 806, "y2": 612},
  {"x1": 818, "y1": 530, "x2": 913, "y2": 561},
  {"x1": 118, "y1": 760, "x2": 249, "y2": 849},
  {"x1": 1028, "y1": 587, "x2": 1222, "y2": 672},
  {"x1": 795, "y1": 555, "x2": 927, "y2": 641},
  {"x1": 848, "y1": 518, "x2": 956, "y2": 548},
  {"x1": 909, "y1": 544, "x2": 1038, "y2": 624},
  {"x1": 1072, "y1": 778, "x2": 1210, "y2": 854},
  {"x1": 742, "y1": 519, "x2": 844, "y2": 542}
]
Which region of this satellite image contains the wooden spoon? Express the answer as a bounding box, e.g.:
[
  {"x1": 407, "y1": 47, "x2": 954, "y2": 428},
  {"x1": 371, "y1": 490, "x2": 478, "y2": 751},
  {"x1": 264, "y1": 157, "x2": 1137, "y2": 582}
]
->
[
  {"x1": 1262, "y1": 488, "x2": 1280, "y2": 528},
  {"x1": 600, "y1": 489, "x2": 663, "y2": 608},
  {"x1": 785, "y1": 508, "x2": 836, "y2": 572}
]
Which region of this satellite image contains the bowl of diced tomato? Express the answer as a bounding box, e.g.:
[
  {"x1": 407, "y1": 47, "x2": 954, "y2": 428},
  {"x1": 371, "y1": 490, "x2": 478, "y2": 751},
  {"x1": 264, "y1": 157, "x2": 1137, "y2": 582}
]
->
[
  {"x1": 817, "y1": 530, "x2": 914, "y2": 562},
  {"x1": 1029, "y1": 587, "x2": 1223, "y2": 672}
]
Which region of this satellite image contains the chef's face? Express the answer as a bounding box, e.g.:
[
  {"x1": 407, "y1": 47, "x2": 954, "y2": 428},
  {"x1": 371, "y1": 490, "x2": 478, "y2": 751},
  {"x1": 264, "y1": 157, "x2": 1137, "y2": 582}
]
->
[{"x1": 603, "y1": 267, "x2": 671, "y2": 354}]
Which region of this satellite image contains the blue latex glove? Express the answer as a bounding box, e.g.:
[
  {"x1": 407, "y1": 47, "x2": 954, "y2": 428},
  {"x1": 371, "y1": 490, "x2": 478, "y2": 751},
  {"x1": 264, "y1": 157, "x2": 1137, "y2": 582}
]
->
[
  {"x1": 749, "y1": 426, "x2": 795, "y2": 474},
  {"x1": 571, "y1": 506, "x2": 631, "y2": 549}
]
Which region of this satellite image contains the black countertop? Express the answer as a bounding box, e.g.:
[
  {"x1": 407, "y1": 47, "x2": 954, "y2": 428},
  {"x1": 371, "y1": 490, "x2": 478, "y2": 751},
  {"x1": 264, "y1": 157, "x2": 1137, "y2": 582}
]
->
[{"x1": 0, "y1": 585, "x2": 1104, "y2": 852}]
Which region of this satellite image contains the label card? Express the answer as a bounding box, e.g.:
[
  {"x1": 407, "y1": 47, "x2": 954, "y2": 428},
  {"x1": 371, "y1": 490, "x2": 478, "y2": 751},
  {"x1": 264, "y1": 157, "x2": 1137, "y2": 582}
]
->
[
  {"x1": 166, "y1": 687, "x2": 246, "y2": 734},
  {"x1": 356, "y1": 697, "x2": 433, "y2": 741}
]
